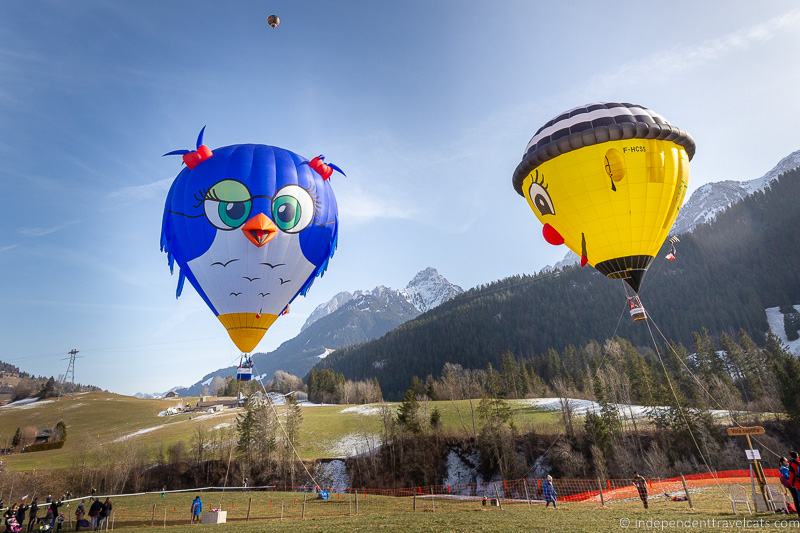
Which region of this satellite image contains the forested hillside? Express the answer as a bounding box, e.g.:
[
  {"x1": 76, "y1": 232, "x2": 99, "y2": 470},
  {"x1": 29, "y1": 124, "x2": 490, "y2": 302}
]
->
[{"x1": 319, "y1": 169, "x2": 800, "y2": 399}]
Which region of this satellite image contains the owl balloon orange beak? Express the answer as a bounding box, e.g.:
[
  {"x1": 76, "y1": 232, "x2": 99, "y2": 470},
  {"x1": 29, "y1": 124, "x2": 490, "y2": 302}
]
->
[{"x1": 242, "y1": 213, "x2": 278, "y2": 247}]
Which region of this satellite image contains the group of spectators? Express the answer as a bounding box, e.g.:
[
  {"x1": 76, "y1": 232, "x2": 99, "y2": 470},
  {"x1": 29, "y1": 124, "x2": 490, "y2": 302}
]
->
[
  {"x1": 73, "y1": 498, "x2": 112, "y2": 531},
  {"x1": 2, "y1": 494, "x2": 111, "y2": 533},
  {"x1": 2, "y1": 495, "x2": 65, "y2": 532}
]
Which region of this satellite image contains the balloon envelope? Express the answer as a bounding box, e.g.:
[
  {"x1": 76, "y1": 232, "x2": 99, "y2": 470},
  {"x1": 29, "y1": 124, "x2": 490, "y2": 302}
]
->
[
  {"x1": 513, "y1": 103, "x2": 694, "y2": 292},
  {"x1": 161, "y1": 138, "x2": 338, "y2": 352}
]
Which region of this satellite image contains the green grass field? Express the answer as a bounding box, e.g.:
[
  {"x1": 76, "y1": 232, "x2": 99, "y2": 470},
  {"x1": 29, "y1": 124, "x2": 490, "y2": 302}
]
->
[
  {"x1": 0, "y1": 392, "x2": 560, "y2": 470},
  {"x1": 48, "y1": 488, "x2": 795, "y2": 533}
]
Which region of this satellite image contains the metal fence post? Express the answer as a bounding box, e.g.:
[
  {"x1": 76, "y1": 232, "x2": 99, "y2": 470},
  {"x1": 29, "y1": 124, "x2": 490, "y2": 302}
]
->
[
  {"x1": 680, "y1": 474, "x2": 694, "y2": 509},
  {"x1": 523, "y1": 479, "x2": 531, "y2": 509},
  {"x1": 355, "y1": 489, "x2": 359, "y2": 515},
  {"x1": 430, "y1": 486, "x2": 435, "y2": 512},
  {"x1": 246, "y1": 497, "x2": 251, "y2": 522},
  {"x1": 151, "y1": 503, "x2": 155, "y2": 526},
  {"x1": 163, "y1": 506, "x2": 166, "y2": 528},
  {"x1": 413, "y1": 494, "x2": 416, "y2": 512},
  {"x1": 597, "y1": 478, "x2": 605, "y2": 507},
  {"x1": 494, "y1": 482, "x2": 503, "y2": 510},
  {"x1": 302, "y1": 492, "x2": 307, "y2": 520},
  {"x1": 280, "y1": 501, "x2": 284, "y2": 521}
]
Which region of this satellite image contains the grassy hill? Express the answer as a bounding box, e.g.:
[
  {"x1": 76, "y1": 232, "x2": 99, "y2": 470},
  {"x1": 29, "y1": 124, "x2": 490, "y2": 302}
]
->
[{"x1": 0, "y1": 392, "x2": 560, "y2": 471}]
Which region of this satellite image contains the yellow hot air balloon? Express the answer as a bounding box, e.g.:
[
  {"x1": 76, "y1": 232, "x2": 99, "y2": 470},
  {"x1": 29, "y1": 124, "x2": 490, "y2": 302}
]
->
[{"x1": 513, "y1": 102, "x2": 695, "y2": 293}]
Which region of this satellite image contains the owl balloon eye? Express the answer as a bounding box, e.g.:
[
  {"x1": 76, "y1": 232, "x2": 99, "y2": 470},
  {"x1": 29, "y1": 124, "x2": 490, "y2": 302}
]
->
[
  {"x1": 204, "y1": 180, "x2": 252, "y2": 230},
  {"x1": 272, "y1": 185, "x2": 314, "y2": 233}
]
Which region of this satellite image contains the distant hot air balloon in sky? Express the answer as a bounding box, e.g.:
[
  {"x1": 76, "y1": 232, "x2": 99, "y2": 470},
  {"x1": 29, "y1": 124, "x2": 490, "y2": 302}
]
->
[
  {"x1": 161, "y1": 128, "x2": 340, "y2": 353},
  {"x1": 512, "y1": 102, "x2": 695, "y2": 293},
  {"x1": 267, "y1": 15, "x2": 280, "y2": 29}
]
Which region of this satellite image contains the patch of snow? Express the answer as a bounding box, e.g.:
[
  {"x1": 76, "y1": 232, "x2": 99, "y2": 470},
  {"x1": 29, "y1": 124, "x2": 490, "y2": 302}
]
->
[
  {"x1": 328, "y1": 433, "x2": 381, "y2": 457},
  {"x1": 518, "y1": 398, "x2": 731, "y2": 419},
  {"x1": 0, "y1": 399, "x2": 55, "y2": 410},
  {"x1": 201, "y1": 377, "x2": 214, "y2": 387},
  {"x1": 213, "y1": 422, "x2": 231, "y2": 430},
  {"x1": 317, "y1": 348, "x2": 335, "y2": 360},
  {"x1": 315, "y1": 460, "x2": 351, "y2": 492},
  {"x1": 157, "y1": 406, "x2": 185, "y2": 417},
  {"x1": 766, "y1": 305, "x2": 800, "y2": 356},
  {"x1": 444, "y1": 450, "x2": 479, "y2": 488},
  {"x1": 113, "y1": 424, "x2": 166, "y2": 442},
  {"x1": 340, "y1": 404, "x2": 381, "y2": 416},
  {"x1": 297, "y1": 401, "x2": 331, "y2": 407}
]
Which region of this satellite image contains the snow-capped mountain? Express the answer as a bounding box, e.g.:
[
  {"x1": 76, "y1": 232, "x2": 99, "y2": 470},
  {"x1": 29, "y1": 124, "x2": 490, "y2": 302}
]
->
[
  {"x1": 301, "y1": 291, "x2": 354, "y2": 332},
  {"x1": 302, "y1": 268, "x2": 463, "y2": 330},
  {"x1": 400, "y1": 267, "x2": 464, "y2": 313},
  {"x1": 672, "y1": 149, "x2": 800, "y2": 234},
  {"x1": 167, "y1": 268, "x2": 462, "y2": 397}
]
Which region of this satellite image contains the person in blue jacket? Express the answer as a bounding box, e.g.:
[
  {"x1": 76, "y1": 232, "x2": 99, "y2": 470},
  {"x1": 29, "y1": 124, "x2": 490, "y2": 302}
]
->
[
  {"x1": 190, "y1": 496, "x2": 202, "y2": 523},
  {"x1": 543, "y1": 475, "x2": 557, "y2": 508}
]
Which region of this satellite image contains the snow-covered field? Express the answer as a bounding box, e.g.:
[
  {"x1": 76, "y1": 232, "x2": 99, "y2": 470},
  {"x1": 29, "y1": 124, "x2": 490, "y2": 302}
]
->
[
  {"x1": 765, "y1": 305, "x2": 800, "y2": 356},
  {"x1": 339, "y1": 404, "x2": 382, "y2": 416},
  {"x1": 518, "y1": 398, "x2": 731, "y2": 419}
]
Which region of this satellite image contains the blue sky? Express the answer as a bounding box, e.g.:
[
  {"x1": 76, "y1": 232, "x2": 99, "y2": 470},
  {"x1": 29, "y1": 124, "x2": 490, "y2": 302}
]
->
[{"x1": 2, "y1": 1, "x2": 800, "y2": 394}]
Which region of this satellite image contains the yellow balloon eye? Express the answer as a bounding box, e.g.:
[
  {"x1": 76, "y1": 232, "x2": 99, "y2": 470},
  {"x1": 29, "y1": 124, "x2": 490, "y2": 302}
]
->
[{"x1": 528, "y1": 182, "x2": 555, "y2": 216}]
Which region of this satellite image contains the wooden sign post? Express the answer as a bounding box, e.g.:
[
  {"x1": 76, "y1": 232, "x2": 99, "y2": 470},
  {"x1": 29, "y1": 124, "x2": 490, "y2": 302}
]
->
[{"x1": 726, "y1": 426, "x2": 771, "y2": 510}]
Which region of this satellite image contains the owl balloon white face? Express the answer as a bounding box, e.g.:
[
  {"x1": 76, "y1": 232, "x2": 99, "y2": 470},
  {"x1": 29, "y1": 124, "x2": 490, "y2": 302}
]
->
[{"x1": 160, "y1": 131, "x2": 340, "y2": 353}]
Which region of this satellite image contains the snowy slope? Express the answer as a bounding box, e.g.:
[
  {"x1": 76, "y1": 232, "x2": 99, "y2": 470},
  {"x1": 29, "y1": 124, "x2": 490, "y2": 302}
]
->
[
  {"x1": 765, "y1": 305, "x2": 800, "y2": 356},
  {"x1": 673, "y1": 149, "x2": 800, "y2": 234}
]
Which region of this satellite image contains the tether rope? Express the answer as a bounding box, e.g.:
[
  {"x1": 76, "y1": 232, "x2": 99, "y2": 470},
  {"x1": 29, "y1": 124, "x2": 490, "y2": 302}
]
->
[{"x1": 642, "y1": 311, "x2": 729, "y2": 499}]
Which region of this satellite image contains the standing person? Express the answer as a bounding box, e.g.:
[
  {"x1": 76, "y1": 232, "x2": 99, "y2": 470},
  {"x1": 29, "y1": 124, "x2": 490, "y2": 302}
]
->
[
  {"x1": 14, "y1": 501, "x2": 28, "y2": 532},
  {"x1": 98, "y1": 499, "x2": 111, "y2": 530},
  {"x1": 543, "y1": 475, "x2": 557, "y2": 509},
  {"x1": 47, "y1": 499, "x2": 61, "y2": 530},
  {"x1": 25, "y1": 498, "x2": 37, "y2": 533},
  {"x1": 87, "y1": 499, "x2": 101, "y2": 530},
  {"x1": 788, "y1": 451, "x2": 800, "y2": 518},
  {"x1": 4, "y1": 504, "x2": 17, "y2": 533},
  {"x1": 633, "y1": 472, "x2": 649, "y2": 509},
  {"x1": 190, "y1": 496, "x2": 202, "y2": 524},
  {"x1": 74, "y1": 501, "x2": 86, "y2": 532}
]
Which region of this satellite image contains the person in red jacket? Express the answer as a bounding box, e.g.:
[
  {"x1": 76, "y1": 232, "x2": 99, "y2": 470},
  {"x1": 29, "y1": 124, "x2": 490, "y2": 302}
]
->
[{"x1": 788, "y1": 451, "x2": 800, "y2": 518}]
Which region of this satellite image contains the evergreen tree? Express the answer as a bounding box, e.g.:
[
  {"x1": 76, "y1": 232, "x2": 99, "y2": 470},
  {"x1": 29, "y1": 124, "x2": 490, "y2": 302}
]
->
[{"x1": 396, "y1": 388, "x2": 421, "y2": 433}]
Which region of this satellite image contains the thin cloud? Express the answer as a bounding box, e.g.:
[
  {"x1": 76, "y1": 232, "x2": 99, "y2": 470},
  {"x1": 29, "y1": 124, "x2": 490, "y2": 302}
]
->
[
  {"x1": 337, "y1": 185, "x2": 415, "y2": 222},
  {"x1": 591, "y1": 8, "x2": 800, "y2": 90},
  {"x1": 18, "y1": 221, "x2": 78, "y2": 237},
  {"x1": 108, "y1": 177, "x2": 173, "y2": 201},
  {"x1": 0, "y1": 244, "x2": 18, "y2": 253}
]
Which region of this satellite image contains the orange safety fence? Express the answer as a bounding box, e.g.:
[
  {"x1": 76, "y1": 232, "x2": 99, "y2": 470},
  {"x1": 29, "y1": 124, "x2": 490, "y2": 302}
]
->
[{"x1": 340, "y1": 469, "x2": 782, "y2": 503}]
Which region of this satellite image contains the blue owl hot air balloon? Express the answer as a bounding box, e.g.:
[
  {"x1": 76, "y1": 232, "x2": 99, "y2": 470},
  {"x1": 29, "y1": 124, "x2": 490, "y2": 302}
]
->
[{"x1": 160, "y1": 128, "x2": 342, "y2": 353}]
